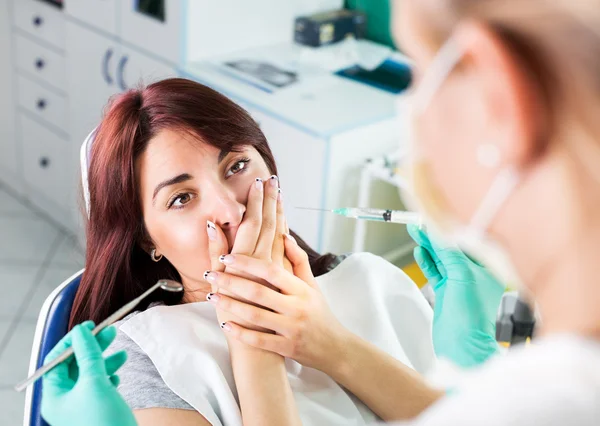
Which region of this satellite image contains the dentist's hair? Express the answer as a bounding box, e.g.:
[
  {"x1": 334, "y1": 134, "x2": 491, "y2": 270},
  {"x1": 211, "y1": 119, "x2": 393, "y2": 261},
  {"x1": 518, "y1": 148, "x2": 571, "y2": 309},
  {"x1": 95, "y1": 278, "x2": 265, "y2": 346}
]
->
[
  {"x1": 69, "y1": 78, "x2": 337, "y2": 329},
  {"x1": 423, "y1": 0, "x2": 600, "y2": 182}
]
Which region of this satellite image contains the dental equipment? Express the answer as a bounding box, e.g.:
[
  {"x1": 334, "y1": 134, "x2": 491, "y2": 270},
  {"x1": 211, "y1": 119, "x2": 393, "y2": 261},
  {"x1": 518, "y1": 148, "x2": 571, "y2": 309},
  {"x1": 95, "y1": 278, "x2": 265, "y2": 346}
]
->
[
  {"x1": 14, "y1": 279, "x2": 184, "y2": 393},
  {"x1": 297, "y1": 207, "x2": 423, "y2": 225}
]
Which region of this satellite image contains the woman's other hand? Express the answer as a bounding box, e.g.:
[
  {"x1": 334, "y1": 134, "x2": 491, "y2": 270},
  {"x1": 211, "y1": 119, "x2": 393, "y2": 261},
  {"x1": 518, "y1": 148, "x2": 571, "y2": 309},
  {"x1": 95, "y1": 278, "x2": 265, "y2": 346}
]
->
[
  {"x1": 204, "y1": 236, "x2": 349, "y2": 373},
  {"x1": 41, "y1": 322, "x2": 137, "y2": 426},
  {"x1": 407, "y1": 224, "x2": 505, "y2": 368}
]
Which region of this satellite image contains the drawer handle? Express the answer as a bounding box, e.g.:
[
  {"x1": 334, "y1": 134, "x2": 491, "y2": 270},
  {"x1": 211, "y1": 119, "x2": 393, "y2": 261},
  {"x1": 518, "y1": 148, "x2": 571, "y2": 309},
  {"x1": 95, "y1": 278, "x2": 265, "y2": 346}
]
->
[
  {"x1": 102, "y1": 49, "x2": 114, "y2": 85},
  {"x1": 117, "y1": 55, "x2": 129, "y2": 91},
  {"x1": 32, "y1": 16, "x2": 43, "y2": 27},
  {"x1": 37, "y1": 99, "x2": 47, "y2": 110},
  {"x1": 35, "y1": 58, "x2": 45, "y2": 70},
  {"x1": 39, "y1": 157, "x2": 50, "y2": 168}
]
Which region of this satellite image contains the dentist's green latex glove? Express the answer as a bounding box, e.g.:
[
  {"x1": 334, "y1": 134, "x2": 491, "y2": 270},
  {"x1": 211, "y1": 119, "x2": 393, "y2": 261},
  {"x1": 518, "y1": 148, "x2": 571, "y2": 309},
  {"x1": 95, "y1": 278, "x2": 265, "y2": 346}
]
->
[
  {"x1": 41, "y1": 321, "x2": 137, "y2": 426},
  {"x1": 408, "y1": 225, "x2": 505, "y2": 368}
]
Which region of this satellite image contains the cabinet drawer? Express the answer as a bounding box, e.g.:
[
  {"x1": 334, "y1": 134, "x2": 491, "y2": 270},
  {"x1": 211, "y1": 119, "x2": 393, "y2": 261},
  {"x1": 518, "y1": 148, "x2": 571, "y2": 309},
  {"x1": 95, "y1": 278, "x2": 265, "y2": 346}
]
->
[
  {"x1": 14, "y1": 0, "x2": 65, "y2": 50},
  {"x1": 17, "y1": 75, "x2": 67, "y2": 130},
  {"x1": 19, "y1": 114, "x2": 69, "y2": 208},
  {"x1": 15, "y1": 34, "x2": 66, "y2": 91}
]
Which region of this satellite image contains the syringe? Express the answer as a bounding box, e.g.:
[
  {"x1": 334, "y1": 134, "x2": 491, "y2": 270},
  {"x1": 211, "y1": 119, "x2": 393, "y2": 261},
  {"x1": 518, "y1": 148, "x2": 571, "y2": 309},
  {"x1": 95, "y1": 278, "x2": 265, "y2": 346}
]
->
[{"x1": 297, "y1": 207, "x2": 423, "y2": 225}]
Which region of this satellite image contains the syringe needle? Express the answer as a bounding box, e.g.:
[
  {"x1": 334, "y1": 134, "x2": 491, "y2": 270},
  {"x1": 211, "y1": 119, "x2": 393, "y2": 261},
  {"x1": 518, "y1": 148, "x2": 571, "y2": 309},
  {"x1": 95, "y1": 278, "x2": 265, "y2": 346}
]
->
[{"x1": 295, "y1": 207, "x2": 332, "y2": 212}]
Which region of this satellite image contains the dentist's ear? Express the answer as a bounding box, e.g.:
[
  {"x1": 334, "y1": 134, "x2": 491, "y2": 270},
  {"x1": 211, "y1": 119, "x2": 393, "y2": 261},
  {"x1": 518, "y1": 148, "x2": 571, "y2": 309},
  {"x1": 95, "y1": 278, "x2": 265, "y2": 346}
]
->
[{"x1": 454, "y1": 21, "x2": 547, "y2": 168}]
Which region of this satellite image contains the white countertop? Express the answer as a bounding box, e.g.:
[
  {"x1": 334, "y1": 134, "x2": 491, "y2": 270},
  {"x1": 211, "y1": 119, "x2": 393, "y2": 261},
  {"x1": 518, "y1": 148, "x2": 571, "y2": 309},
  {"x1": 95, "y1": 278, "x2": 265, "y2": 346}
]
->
[{"x1": 182, "y1": 43, "x2": 400, "y2": 138}]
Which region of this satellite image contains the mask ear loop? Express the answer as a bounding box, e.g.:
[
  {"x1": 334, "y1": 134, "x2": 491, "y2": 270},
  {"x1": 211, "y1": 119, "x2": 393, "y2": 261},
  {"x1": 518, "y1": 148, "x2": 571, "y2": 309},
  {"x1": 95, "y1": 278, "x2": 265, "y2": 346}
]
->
[
  {"x1": 80, "y1": 127, "x2": 98, "y2": 218},
  {"x1": 413, "y1": 37, "x2": 465, "y2": 114},
  {"x1": 466, "y1": 166, "x2": 521, "y2": 240}
]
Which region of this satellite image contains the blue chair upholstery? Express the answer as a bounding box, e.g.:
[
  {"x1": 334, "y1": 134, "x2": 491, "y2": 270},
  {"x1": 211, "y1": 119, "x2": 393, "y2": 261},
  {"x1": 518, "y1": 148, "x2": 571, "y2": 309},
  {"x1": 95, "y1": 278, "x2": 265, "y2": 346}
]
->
[{"x1": 24, "y1": 270, "x2": 83, "y2": 426}]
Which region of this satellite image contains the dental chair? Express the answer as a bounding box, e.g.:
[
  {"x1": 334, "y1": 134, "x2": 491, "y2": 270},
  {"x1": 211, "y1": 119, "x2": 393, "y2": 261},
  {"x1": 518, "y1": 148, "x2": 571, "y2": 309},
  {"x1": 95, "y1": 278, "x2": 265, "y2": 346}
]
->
[{"x1": 23, "y1": 270, "x2": 84, "y2": 426}]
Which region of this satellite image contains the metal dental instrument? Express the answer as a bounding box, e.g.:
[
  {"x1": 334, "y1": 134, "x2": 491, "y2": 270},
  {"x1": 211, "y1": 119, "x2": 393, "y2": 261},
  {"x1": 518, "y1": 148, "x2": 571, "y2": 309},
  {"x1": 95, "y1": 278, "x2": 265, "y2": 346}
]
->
[
  {"x1": 14, "y1": 279, "x2": 184, "y2": 393},
  {"x1": 297, "y1": 207, "x2": 423, "y2": 225}
]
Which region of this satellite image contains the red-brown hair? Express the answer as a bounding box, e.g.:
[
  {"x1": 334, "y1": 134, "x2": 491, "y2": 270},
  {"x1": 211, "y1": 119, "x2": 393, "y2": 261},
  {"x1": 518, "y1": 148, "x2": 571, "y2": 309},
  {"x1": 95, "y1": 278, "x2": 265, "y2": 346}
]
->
[{"x1": 69, "y1": 78, "x2": 336, "y2": 329}]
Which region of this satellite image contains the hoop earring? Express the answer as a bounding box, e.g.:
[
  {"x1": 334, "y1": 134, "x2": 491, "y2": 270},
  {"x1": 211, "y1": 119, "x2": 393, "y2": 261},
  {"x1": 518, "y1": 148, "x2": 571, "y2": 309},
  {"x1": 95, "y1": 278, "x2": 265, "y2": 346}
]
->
[{"x1": 150, "y1": 249, "x2": 163, "y2": 262}]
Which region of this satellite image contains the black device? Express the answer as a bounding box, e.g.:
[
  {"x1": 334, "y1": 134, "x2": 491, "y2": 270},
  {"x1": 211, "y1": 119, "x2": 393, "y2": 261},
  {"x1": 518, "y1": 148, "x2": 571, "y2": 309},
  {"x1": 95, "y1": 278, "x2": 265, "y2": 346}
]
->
[
  {"x1": 136, "y1": 0, "x2": 165, "y2": 22},
  {"x1": 335, "y1": 59, "x2": 412, "y2": 94},
  {"x1": 294, "y1": 9, "x2": 366, "y2": 47}
]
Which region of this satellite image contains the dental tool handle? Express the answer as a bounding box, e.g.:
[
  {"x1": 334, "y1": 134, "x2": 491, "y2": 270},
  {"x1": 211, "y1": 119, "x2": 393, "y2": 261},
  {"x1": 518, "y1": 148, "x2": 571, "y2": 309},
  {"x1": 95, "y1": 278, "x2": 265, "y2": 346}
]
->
[{"x1": 13, "y1": 282, "x2": 161, "y2": 393}]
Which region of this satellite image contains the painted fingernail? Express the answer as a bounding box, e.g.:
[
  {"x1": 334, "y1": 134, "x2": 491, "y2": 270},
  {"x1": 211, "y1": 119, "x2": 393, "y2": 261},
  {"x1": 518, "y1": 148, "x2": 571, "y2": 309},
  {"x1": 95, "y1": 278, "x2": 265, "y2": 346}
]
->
[
  {"x1": 278, "y1": 188, "x2": 283, "y2": 202},
  {"x1": 220, "y1": 322, "x2": 232, "y2": 331},
  {"x1": 255, "y1": 177, "x2": 263, "y2": 190},
  {"x1": 206, "y1": 292, "x2": 219, "y2": 303},
  {"x1": 207, "y1": 220, "x2": 217, "y2": 241},
  {"x1": 269, "y1": 175, "x2": 279, "y2": 187},
  {"x1": 203, "y1": 270, "x2": 217, "y2": 283},
  {"x1": 218, "y1": 254, "x2": 235, "y2": 265}
]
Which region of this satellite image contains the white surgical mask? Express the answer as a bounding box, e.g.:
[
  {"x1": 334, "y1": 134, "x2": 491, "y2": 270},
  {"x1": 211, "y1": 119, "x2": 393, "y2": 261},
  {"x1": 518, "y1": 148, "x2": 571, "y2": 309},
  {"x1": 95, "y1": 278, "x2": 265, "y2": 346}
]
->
[{"x1": 398, "y1": 37, "x2": 522, "y2": 288}]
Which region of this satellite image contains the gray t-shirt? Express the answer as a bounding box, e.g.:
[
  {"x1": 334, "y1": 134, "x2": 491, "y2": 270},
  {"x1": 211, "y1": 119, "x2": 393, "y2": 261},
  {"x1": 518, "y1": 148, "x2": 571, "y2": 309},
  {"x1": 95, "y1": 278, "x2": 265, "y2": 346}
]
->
[
  {"x1": 105, "y1": 309, "x2": 195, "y2": 411},
  {"x1": 105, "y1": 254, "x2": 348, "y2": 412}
]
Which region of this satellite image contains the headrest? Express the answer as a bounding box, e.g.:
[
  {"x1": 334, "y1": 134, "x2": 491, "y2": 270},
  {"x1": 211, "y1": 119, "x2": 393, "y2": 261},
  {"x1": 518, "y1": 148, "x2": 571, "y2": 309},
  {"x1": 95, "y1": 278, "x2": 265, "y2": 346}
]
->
[{"x1": 80, "y1": 127, "x2": 98, "y2": 217}]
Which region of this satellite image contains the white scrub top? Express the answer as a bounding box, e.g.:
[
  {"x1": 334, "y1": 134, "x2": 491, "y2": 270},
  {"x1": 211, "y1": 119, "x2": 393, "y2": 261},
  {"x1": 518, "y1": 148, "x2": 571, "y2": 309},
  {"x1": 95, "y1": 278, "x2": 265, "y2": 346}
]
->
[
  {"x1": 120, "y1": 253, "x2": 436, "y2": 426},
  {"x1": 404, "y1": 334, "x2": 600, "y2": 426}
]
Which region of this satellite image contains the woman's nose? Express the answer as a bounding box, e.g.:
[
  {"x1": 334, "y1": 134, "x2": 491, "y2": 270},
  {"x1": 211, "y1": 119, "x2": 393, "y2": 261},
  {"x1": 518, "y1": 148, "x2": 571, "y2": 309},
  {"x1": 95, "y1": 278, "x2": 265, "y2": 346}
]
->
[{"x1": 208, "y1": 192, "x2": 245, "y2": 231}]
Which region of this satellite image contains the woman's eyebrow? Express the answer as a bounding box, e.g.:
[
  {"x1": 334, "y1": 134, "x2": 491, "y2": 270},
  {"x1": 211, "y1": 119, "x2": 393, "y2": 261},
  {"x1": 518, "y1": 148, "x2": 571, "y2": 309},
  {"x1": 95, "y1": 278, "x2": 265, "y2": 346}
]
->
[
  {"x1": 218, "y1": 149, "x2": 230, "y2": 164},
  {"x1": 152, "y1": 173, "x2": 193, "y2": 205}
]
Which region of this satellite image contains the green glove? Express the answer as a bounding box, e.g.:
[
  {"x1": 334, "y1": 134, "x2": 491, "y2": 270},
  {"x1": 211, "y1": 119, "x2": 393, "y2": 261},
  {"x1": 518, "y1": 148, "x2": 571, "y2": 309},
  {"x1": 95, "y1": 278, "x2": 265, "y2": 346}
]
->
[
  {"x1": 407, "y1": 225, "x2": 505, "y2": 368},
  {"x1": 41, "y1": 321, "x2": 137, "y2": 426}
]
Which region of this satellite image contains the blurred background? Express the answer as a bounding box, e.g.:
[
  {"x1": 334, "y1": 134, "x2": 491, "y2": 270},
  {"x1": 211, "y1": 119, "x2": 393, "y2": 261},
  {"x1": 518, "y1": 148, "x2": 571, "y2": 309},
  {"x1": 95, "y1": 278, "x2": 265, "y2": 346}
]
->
[{"x1": 0, "y1": 1, "x2": 426, "y2": 422}]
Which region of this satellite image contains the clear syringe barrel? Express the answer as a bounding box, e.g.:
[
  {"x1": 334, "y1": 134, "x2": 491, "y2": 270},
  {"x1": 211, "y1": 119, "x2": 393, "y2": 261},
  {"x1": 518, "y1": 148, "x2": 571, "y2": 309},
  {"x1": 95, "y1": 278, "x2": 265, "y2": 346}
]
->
[{"x1": 335, "y1": 208, "x2": 422, "y2": 225}]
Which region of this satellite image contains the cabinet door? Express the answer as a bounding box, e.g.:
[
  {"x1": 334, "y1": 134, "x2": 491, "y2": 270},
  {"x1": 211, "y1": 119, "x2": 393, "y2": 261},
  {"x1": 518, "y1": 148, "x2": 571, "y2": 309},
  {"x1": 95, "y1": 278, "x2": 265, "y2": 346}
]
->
[
  {"x1": 65, "y1": 0, "x2": 118, "y2": 36},
  {"x1": 119, "y1": 0, "x2": 181, "y2": 65},
  {"x1": 0, "y1": 0, "x2": 18, "y2": 182},
  {"x1": 117, "y1": 46, "x2": 177, "y2": 91},
  {"x1": 66, "y1": 22, "x2": 121, "y2": 234},
  {"x1": 66, "y1": 22, "x2": 120, "y2": 149},
  {"x1": 248, "y1": 108, "x2": 326, "y2": 251}
]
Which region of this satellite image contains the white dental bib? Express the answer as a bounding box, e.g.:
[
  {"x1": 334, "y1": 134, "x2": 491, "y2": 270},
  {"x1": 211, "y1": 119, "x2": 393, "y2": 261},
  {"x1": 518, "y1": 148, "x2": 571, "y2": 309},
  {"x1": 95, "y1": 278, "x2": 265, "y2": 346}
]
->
[{"x1": 120, "y1": 253, "x2": 435, "y2": 426}]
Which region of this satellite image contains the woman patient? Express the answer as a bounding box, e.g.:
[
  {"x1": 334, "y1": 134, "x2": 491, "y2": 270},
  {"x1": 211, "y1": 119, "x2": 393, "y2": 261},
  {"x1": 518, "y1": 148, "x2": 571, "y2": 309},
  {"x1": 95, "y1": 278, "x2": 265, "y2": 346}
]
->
[{"x1": 70, "y1": 78, "x2": 442, "y2": 426}]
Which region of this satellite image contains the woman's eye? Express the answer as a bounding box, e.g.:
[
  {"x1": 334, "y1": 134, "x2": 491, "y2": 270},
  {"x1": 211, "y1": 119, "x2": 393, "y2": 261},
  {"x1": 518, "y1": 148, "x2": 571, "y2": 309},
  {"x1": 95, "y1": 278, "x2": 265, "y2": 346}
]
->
[
  {"x1": 168, "y1": 193, "x2": 194, "y2": 209},
  {"x1": 225, "y1": 158, "x2": 250, "y2": 178}
]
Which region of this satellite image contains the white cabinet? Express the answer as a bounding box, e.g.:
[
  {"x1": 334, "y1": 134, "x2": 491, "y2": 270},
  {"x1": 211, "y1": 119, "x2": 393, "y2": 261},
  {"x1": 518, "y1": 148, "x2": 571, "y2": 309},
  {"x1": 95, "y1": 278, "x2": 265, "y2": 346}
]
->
[
  {"x1": 65, "y1": 0, "x2": 118, "y2": 36},
  {"x1": 0, "y1": 0, "x2": 18, "y2": 189},
  {"x1": 66, "y1": 22, "x2": 121, "y2": 149}
]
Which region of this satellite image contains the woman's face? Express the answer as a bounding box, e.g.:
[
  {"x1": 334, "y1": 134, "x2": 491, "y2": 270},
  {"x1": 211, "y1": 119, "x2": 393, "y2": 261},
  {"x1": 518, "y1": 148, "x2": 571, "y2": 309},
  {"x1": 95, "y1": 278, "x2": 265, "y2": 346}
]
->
[{"x1": 136, "y1": 128, "x2": 272, "y2": 287}]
